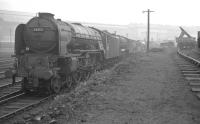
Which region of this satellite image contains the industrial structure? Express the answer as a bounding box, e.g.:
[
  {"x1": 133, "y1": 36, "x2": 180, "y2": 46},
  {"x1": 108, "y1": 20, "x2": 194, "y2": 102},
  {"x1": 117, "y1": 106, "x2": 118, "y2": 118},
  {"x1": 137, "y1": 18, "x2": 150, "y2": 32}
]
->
[{"x1": 176, "y1": 27, "x2": 196, "y2": 50}]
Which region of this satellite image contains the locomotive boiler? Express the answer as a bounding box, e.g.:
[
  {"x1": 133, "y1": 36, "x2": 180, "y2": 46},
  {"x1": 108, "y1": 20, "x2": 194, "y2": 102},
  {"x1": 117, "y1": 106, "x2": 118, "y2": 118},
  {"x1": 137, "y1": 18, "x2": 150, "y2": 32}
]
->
[{"x1": 12, "y1": 13, "x2": 104, "y2": 93}]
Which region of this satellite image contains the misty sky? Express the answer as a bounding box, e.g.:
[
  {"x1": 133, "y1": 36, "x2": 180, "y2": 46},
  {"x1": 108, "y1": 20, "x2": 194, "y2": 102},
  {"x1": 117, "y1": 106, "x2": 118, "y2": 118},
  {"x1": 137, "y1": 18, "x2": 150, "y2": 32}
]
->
[{"x1": 0, "y1": 0, "x2": 199, "y2": 26}]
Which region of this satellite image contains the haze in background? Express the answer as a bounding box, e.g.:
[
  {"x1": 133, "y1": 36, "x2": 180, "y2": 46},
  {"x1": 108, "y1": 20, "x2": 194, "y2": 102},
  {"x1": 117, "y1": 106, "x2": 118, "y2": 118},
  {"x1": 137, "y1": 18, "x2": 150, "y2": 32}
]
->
[
  {"x1": 0, "y1": 0, "x2": 199, "y2": 26},
  {"x1": 0, "y1": 0, "x2": 200, "y2": 48}
]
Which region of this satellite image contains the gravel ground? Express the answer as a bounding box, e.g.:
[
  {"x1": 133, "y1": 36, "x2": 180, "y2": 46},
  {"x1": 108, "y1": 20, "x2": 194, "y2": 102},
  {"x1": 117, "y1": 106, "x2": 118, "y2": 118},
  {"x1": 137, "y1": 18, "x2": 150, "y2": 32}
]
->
[
  {"x1": 70, "y1": 48, "x2": 200, "y2": 124},
  {"x1": 6, "y1": 48, "x2": 200, "y2": 124}
]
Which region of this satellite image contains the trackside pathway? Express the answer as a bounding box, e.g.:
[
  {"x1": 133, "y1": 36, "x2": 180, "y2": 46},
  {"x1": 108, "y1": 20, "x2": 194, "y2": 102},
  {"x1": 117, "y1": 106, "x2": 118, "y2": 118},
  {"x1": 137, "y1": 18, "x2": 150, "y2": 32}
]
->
[{"x1": 73, "y1": 49, "x2": 200, "y2": 124}]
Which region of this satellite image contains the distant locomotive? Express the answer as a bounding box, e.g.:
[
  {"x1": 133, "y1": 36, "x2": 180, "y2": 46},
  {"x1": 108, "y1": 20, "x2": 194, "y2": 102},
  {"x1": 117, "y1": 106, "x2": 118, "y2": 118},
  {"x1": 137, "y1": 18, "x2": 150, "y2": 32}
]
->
[{"x1": 8, "y1": 13, "x2": 140, "y2": 94}]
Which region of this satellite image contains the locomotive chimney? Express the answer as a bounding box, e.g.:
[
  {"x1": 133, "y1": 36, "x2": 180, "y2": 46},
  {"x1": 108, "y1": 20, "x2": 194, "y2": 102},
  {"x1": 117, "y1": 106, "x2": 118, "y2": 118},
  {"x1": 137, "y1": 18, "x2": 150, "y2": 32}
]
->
[{"x1": 39, "y1": 13, "x2": 54, "y2": 19}]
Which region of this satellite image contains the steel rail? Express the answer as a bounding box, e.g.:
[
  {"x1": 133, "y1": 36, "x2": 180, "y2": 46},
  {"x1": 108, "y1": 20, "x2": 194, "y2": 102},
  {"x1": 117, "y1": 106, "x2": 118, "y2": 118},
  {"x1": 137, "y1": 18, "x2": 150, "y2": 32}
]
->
[
  {"x1": 0, "y1": 80, "x2": 21, "y2": 89},
  {"x1": 0, "y1": 94, "x2": 52, "y2": 121},
  {"x1": 0, "y1": 90, "x2": 22, "y2": 101},
  {"x1": 177, "y1": 50, "x2": 200, "y2": 66}
]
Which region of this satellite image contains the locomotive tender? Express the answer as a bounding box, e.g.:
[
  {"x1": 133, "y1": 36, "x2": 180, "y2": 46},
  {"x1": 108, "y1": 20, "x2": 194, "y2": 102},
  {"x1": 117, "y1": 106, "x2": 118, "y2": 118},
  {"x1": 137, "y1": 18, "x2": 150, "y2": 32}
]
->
[{"x1": 9, "y1": 13, "x2": 138, "y2": 93}]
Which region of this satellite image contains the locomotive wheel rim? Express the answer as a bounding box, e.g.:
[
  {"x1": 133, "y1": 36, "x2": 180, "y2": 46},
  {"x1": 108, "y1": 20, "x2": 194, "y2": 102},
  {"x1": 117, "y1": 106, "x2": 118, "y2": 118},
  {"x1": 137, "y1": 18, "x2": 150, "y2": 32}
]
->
[{"x1": 51, "y1": 78, "x2": 61, "y2": 93}]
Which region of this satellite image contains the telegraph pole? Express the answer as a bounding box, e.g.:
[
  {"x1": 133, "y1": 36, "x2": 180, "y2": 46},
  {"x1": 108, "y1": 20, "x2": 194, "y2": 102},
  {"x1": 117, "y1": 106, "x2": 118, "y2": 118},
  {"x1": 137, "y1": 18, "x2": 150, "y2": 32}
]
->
[{"x1": 143, "y1": 9, "x2": 154, "y2": 52}]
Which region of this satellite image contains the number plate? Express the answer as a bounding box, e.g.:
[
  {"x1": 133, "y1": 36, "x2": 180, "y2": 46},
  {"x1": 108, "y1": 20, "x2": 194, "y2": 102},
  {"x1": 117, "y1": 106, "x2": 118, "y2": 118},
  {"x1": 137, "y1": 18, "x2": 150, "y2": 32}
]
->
[{"x1": 33, "y1": 27, "x2": 44, "y2": 32}]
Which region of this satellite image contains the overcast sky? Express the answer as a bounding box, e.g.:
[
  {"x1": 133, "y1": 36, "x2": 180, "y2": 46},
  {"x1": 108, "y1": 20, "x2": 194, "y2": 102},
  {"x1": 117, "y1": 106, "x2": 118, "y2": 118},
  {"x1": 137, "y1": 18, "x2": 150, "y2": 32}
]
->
[{"x1": 0, "y1": 0, "x2": 199, "y2": 26}]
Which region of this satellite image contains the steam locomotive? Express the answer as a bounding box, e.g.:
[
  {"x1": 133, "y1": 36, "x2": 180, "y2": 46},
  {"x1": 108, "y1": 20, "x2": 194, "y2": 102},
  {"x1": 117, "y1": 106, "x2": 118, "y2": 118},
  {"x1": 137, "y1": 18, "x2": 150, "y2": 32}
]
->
[{"x1": 8, "y1": 13, "x2": 140, "y2": 94}]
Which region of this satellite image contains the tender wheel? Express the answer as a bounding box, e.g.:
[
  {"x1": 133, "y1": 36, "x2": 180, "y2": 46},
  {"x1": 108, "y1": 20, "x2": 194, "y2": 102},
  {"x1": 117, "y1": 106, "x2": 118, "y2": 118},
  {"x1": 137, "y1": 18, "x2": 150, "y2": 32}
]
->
[{"x1": 51, "y1": 77, "x2": 61, "y2": 93}]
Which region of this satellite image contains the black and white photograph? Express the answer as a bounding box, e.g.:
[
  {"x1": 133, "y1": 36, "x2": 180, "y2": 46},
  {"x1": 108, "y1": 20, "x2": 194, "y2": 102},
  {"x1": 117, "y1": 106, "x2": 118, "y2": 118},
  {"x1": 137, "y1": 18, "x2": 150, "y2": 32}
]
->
[{"x1": 0, "y1": 0, "x2": 200, "y2": 123}]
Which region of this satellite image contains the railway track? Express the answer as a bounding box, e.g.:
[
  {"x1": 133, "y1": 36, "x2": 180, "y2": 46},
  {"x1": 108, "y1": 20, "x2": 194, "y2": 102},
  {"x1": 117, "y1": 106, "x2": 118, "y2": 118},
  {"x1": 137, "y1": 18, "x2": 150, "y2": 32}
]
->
[
  {"x1": 0, "y1": 80, "x2": 22, "y2": 101},
  {"x1": 0, "y1": 77, "x2": 39, "y2": 122},
  {"x1": 175, "y1": 50, "x2": 200, "y2": 99},
  {"x1": 0, "y1": 57, "x2": 14, "y2": 79},
  {"x1": 0, "y1": 75, "x2": 54, "y2": 122},
  {"x1": 0, "y1": 57, "x2": 14, "y2": 78},
  {"x1": 0, "y1": 71, "x2": 6, "y2": 79},
  {"x1": 0, "y1": 93, "x2": 52, "y2": 122}
]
